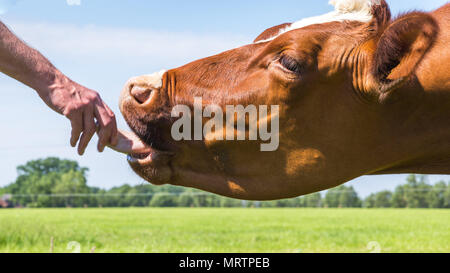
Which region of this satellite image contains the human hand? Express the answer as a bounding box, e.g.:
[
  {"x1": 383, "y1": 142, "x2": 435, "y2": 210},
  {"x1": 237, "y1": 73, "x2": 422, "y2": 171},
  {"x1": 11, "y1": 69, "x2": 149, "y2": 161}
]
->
[{"x1": 44, "y1": 74, "x2": 118, "y2": 155}]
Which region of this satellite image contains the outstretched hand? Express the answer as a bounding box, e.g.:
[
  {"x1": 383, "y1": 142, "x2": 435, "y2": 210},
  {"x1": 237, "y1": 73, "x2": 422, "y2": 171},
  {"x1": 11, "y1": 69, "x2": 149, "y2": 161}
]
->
[{"x1": 45, "y1": 76, "x2": 118, "y2": 155}]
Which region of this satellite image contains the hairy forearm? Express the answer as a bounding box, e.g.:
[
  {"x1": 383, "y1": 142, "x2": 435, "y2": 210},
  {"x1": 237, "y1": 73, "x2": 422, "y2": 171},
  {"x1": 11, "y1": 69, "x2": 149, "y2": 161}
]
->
[
  {"x1": 0, "y1": 21, "x2": 64, "y2": 99},
  {"x1": 0, "y1": 21, "x2": 118, "y2": 154}
]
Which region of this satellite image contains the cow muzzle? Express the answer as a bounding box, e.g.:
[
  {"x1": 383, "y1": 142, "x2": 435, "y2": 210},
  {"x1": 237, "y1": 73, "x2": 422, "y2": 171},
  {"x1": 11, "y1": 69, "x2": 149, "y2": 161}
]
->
[{"x1": 119, "y1": 70, "x2": 167, "y2": 112}]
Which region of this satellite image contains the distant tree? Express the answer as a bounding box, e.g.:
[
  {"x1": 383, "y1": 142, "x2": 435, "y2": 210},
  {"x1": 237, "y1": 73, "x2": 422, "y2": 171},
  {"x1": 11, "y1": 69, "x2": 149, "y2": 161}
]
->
[
  {"x1": 86, "y1": 187, "x2": 104, "y2": 207},
  {"x1": 338, "y1": 186, "x2": 361, "y2": 207},
  {"x1": 443, "y1": 182, "x2": 450, "y2": 208},
  {"x1": 324, "y1": 186, "x2": 342, "y2": 208},
  {"x1": 178, "y1": 192, "x2": 195, "y2": 207},
  {"x1": 285, "y1": 197, "x2": 303, "y2": 208},
  {"x1": 405, "y1": 175, "x2": 431, "y2": 208},
  {"x1": 3, "y1": 157, "x2": 89, "y2": 207},
  {"x1": 106, "y1": 184, "x2": 133, "y2": 207},
  {"x1": 304, "y1": 193, "x2": 322, "y2": 208},
  {"x1": 272, "y1": 199, "x2": 294, "y2": 208},
  {"x1": 324, "y1": 185, "x2": 361, "y2": 208},
  {"x1": 154, "y1": 185, "x2": 185, "y2": 194},
  {"x1": 392, "y1": 175, "x2": 432, "y2": 208},
  {"x1": 392, "y1": 185, "x2": 407, "y2": 208},
  {"x1": 246, "y1": 201, "x2": 263, "y2": 208},
  {"x1": 124, "y1": 184, "x2": 155, "y2": 207},
  {"x1": 427, "y1": 181, "x2": 447, "y2": 208},
  {"x1": 17, "y1": 157, "x2": 87, "y2": 177},
  {"x1": 192, "y1": 194, "x2": 221, "y2": 207},
  {"x1": 364, "y1": 194, "x2": 376, "y2": 208},
  {"x1": 374, "y1": 191, "x2": 392, "y2": 208},
  {"x1": 260, "y1": 201, "x2": 277, "y2": 208},
  {"x1": 52, "y1": 170, "x2": 90, "y2": 207},
  {"x1": 149, "y1": 193, "x2": 177, "y2": 207},
  {"x1": 220, "y1": 197, "x2": 242, "y2": 207}
]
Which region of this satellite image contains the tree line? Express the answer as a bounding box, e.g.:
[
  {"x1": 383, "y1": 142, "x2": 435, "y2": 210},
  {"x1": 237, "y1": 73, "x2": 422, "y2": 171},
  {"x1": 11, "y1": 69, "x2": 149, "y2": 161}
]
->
[{"x1": 1, "y1": 157, "x2": 450, "y2": 208}]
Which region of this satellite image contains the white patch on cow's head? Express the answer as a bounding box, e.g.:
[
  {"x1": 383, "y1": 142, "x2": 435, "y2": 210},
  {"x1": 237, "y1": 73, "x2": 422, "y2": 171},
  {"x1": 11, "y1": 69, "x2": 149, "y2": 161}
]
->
[
  {"x1": 128, "y1": 70, "x2": 167, "y2": 89},
  {"x1": 256, "y1": 0, "x2": 379, "y2": 43},
  {"x1": 144, "y1": 70, "x2": 166, "y2": 89}
]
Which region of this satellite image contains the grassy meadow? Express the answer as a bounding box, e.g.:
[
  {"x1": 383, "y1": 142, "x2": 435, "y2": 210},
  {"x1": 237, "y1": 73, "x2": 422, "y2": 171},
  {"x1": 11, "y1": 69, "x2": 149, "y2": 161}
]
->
[{"x1": 0, "y1": 208, "x2": 448, "y2": 253}]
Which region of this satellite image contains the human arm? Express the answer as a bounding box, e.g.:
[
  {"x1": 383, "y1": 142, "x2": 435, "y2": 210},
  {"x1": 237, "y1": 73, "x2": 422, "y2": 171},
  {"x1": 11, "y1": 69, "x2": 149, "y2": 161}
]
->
[{"x1": 0, "y1": 21, "x2": 118, "y2": 155}]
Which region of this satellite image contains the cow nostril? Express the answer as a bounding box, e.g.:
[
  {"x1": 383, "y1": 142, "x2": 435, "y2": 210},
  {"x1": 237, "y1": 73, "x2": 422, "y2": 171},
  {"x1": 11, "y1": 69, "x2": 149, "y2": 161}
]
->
[{"x1": 130, "y1": 86, "x2": 153, "y2": 104}]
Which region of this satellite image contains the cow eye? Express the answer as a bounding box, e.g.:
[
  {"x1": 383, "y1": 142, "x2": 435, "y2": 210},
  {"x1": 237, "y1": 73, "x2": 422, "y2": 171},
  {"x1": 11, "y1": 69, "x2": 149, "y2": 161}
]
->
[{"x1": 279, "y1": 55, "x2": 302, "y2": 74}]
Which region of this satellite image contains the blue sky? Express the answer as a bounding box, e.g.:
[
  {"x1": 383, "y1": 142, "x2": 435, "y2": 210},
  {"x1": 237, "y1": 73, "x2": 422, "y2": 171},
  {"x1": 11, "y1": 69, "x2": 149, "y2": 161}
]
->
[{"x1": 0, "y1": 0, "x2": 448, "y2": 197}]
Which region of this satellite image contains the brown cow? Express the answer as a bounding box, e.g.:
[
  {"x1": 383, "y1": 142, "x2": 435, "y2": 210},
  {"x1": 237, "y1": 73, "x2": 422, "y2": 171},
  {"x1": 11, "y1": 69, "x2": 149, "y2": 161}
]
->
[{"x1": 112, "y1": 0, "x2": 450, "y2": 200}]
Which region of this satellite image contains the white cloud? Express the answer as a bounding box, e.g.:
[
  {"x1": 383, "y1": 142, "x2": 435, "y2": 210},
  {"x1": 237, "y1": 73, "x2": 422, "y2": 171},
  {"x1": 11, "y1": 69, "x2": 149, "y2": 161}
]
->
[
  {"x1": 66, "y1": 0, "x2": 81, "y2": 6},
  {"x1": 7, "y1": 21, "x2": 251, "y2": 68}
]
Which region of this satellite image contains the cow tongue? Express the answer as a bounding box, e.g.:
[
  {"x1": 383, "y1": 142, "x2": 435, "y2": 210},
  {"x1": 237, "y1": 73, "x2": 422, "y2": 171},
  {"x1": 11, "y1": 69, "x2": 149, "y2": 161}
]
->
[{"x1": 108, "y1": 130, "x2": 152, "y2": 155}]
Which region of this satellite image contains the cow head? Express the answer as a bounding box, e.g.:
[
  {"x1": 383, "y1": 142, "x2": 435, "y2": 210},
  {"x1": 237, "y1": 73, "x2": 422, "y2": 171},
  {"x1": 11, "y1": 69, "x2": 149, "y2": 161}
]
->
[{"x1": 118, "y1": 0, "x2": 439, "y2": 200}]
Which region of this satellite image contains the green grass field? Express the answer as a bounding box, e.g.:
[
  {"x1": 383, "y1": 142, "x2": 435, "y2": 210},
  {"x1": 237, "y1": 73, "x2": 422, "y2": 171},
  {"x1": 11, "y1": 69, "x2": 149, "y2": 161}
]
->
[{"x1": 0, "y1": 208, "x2": 448, "y2": 253}]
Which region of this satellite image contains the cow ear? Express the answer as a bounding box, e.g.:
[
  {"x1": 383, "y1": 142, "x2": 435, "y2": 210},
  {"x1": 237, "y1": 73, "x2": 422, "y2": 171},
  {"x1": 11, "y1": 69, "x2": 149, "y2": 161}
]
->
[{"x1": 371, "y1": 12, "x2": 439, "y2": 93}]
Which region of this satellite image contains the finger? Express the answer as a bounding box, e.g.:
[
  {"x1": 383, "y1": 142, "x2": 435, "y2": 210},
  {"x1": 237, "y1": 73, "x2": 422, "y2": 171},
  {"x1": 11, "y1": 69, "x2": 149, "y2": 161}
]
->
[
  {"x1": 110, "y1": 126, "x2": 119, "y2": 147},
  {"x1": 94, "y1": 100, "x2": 117, "y2": 152},
  {"x1": 109, "y1": 130, "x2": 152, "y2": 154},
  {"x1": 94, "y1": 102, "x2": 111, "y2": 153},
  {"x1": 105, "y1": 102, "x2": 119, "y2": 147},
  {"x1": 78, "y1": 106, "x2": 96, "y2": 155},
  {"x1": 69, "y1": 112, "x2": 83, "y2": 147},
  {"x1": 102, "y1": 100, "x2": 118, "y2": 147}
]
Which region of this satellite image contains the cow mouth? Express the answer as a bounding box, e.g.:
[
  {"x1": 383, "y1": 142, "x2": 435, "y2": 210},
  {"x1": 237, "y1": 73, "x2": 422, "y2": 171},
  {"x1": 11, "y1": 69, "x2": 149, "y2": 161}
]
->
[
  {"x1": 109, "y1": 130, "x2": 174, "y2": 166},
  {"x1": 127, "y1": 148, "x2": 174, "y2": 165},
  {"x1": 128, "y1": 151, "x2": 152, "y2": 164},
  {"x1": 129, "y1": 152, "x2": 150, "y2": 160}
]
